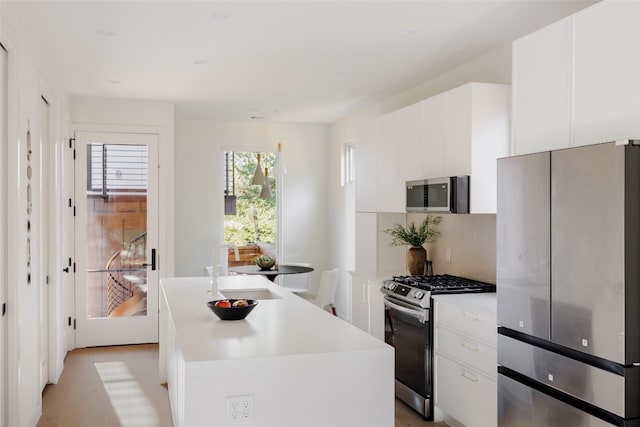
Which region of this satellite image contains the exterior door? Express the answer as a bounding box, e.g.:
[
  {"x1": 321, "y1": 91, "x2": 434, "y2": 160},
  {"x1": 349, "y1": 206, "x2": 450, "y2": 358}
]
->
[{"x1": 74, "y1": 131, "x2": 159, "y2": 347}]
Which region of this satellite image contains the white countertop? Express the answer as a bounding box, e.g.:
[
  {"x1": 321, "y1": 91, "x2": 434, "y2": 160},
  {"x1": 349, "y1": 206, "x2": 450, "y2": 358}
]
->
[
  {"x1": 432, "y1": 293, "x2": 497, "y2": 317},
  {"x1": 161, "y1": 275, "x2": 390, "y2": 363}
]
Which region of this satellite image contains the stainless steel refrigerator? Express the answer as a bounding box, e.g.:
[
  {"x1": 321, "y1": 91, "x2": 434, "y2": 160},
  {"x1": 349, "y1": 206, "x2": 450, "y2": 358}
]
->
[{"x1": 497, "y1": 141, "x2": 640, "y2": 426}]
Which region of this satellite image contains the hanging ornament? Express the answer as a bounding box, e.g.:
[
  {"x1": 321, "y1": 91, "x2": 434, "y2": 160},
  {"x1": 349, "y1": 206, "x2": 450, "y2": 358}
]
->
[
  {"x1": 252, "y1": 153, "x2": 266, "y2": 185},
  {"x1": 259, "y1": 167, "x2": 273, "y2": 199},
  {"x1": 274, "y1": 143, "x2": 288, "y2": 176}
]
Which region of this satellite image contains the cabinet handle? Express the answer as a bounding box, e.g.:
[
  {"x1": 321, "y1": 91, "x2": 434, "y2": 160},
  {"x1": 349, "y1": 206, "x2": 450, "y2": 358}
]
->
[
  {"x1": 461, "y1": 311, "x2": 480, "y2": 322},
  {"x1": 461, "y1": 341, "x2": 479, "y2": 352},
  {"x1": 460, "y1": 370, "x2": 479, "y2": 383}
]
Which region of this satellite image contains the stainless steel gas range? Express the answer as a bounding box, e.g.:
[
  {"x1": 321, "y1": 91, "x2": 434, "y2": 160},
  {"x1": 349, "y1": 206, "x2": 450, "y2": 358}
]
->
[{"x1": 381, "y1": 274, "x2": 496, "y2": 420}]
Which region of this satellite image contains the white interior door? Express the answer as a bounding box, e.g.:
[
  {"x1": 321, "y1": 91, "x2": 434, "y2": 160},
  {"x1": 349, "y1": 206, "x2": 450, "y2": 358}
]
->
[
  {"x1": 38, "y1": 96, "x2": 50, "y2": 390},
  {"x1": 0, "y1": 41, "x2": 8, "y2": 427},
  {"x1": 74, "y1": 131, "x2": 159, "y2": 347}
]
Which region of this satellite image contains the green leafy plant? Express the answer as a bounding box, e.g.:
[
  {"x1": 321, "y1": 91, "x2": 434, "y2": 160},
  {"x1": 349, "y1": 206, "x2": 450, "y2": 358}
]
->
[{"x1": 384, "y1": 215, "x2": 442, "y2": 247}]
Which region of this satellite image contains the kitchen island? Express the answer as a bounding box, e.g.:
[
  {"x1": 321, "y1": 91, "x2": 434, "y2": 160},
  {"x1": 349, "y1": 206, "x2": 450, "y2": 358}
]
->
[{"x1": 159, "y1": 275, "x2": 394, "y2": 427}]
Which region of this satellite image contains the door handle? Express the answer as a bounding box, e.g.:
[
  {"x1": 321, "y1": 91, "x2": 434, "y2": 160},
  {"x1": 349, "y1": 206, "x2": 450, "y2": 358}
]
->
[{"x1": 142, "y1": 248, "x2": 157, "y2": 271}]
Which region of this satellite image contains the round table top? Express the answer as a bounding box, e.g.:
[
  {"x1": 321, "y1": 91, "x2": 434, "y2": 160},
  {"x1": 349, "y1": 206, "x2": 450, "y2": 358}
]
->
[{"x1": 228, "y1": 264, "x2": 314, "y2": 277}]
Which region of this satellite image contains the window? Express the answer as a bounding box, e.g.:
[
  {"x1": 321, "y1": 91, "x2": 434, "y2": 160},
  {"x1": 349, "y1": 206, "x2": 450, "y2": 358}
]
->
[
  {"x1": 223, "y1": 151, "x2": 276, "y2": 246},
  {"x1": 87, "y1": 143, "x2": 148, "y2": 196},
  {"x1": 342, "y1": 142, "x2": 355, "y2": 186}
]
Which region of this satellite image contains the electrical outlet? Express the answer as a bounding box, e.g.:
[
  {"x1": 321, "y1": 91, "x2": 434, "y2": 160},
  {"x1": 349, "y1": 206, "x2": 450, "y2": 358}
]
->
[{"x1": 227, "y1": 394, "x2": 254, "y2": 425}]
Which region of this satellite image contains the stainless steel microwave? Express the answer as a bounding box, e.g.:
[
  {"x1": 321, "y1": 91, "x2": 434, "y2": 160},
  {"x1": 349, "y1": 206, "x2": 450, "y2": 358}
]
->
[{"x1": 406, "y1": 176, "x2": 469, "y2": 213}]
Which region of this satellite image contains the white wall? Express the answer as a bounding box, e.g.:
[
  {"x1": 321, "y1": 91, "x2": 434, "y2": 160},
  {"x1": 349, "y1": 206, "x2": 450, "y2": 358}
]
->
[
  {"x1": 1, "y1": 11, "x2": 71, "y2": 427},
  {"x1": 328, "y1": 44, "x2": 512, "y2": 320},
  {"x1": 174, "y1": 119, "x2": 330, "y2": 289}
]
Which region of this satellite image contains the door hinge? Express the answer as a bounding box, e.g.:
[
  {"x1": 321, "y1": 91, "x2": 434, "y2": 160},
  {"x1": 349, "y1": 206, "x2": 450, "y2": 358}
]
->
[
  {"x1": 73, "y1": 319, "x2": 76, "y2": 330},
  {"x1": 46, "y1": 275, "x2": 49, "y2": 284},
  {"x1": 73, "y1": 262, "x2": 76, "y2": 273},
  {"x1": 73, "y1": 149, "x2": 76, "y2": 160},
  {"x1": 2, "y1": 303, "x2": 6, "y2": 317},
  {"x1": 73, "y1": 206, "x2": 76, "y2": 216}
]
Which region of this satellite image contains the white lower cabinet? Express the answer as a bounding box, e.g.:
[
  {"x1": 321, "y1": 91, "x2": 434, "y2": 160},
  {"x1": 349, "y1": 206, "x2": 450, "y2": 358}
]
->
[
  {"x1": 350, "y1": 273, "x2": 387, "y2": 341},
  {"x1": 435, "y1": 355, "x2": 496, "y2": 427},
  {"x1": 434, "y1": 294, "x2": 497, "y2": 427}
]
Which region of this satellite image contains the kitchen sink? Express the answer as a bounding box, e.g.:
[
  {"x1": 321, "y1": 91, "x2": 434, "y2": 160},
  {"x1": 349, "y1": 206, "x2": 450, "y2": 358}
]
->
[{"x1": 220, "y1": 289, "x2": 281, "y2": 300}]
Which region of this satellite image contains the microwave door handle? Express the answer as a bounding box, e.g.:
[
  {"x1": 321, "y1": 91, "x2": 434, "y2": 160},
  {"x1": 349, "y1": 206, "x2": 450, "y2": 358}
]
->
[
  {"x1": 383, "y1": 298, "x2": 427, "y2": 323},
  {"x1": 449, "y1": 177, "x2": 456, "y2": 213}
]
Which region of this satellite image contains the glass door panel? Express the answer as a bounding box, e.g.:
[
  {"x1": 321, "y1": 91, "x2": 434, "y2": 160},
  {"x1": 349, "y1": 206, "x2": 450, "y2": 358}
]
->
[{"x1": 75, "y1": 131, "x2": 158, "y2": 347}]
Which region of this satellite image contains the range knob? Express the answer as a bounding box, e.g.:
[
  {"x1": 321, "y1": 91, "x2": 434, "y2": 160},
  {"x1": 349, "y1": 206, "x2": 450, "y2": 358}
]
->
[
  {"x1": 414, "y1": 291, "x2": 424, "y2": 299},
  {"x1": 387, "y1": 282, "x2": 397, "y2": 291}
]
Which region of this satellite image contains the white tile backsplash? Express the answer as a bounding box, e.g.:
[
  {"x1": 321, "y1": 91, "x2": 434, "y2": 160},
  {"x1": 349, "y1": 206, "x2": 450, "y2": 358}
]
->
[{"x1": 407, "y1": 213, "x2": 496, "y2": 284}]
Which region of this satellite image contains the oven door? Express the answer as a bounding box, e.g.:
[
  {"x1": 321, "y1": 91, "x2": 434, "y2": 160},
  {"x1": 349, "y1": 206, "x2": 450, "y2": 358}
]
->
[{"x1": 384, "y1": 296, "x2": 431, "y2": 401}]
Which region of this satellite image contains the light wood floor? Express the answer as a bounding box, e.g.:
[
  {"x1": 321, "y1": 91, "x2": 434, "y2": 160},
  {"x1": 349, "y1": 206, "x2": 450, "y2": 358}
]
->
[{"x1": 37, "y1": 344, "x2": 448, "y2": 427}]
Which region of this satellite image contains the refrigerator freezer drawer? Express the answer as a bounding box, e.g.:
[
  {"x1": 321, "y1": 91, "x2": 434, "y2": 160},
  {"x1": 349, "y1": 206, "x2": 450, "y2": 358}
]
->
[
  {"x1": 498, "y1": 334, "x2": 629, "y2": 417},
  {"x1": 498, "y1": 373, "x2": 625, "y2": 427}
]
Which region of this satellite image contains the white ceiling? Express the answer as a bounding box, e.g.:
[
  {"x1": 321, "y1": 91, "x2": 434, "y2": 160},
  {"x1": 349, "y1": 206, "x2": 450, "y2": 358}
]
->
[{"x1": 2, "y1": 0, "x2": 596, "y2": 123}]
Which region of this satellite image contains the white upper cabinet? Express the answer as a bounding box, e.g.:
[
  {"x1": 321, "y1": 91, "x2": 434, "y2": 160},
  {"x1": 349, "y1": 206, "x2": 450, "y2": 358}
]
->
[
  {"x1": 422, "y1": 94, "x2": 446, "y2": 178},
  {"x1": 376, "y1": 112, "x2": 404, "y2": 213},
  {"x1": 356, "y1": 82, "x2": 510, "y2": 214},
  {"x1": 573, "y1": 0, "x2": 640, "y2": 145},
  {"x1": 435, "y1": 82, "x2": 510, "y2": 214},
  {"x1": 396, "y1": 102, "x2": 425, "y2": 183},
  {"x1": 375, "y1": 103, "x2": 425, "y2": 212},
  {"x1": 468, "y1": 83, "x2": 511, "y2": 213},
  {"x1": 512, "y1": 0, "x2": 640, "y2": 155},
  {"x1": 355, "y1": 120, "x2": 378, "y2": 212},
  {"x1": 512, "y1": 17, "x2": 573, "y2": 155},
  {"x1": 442, "y1": 84, "x2": 472, "y2": 177}
]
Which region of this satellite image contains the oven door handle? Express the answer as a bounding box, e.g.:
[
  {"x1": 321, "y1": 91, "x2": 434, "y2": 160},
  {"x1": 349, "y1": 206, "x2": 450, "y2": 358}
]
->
[{"x1": 383, "y1": 298, "x2": 427, "y2": 323}]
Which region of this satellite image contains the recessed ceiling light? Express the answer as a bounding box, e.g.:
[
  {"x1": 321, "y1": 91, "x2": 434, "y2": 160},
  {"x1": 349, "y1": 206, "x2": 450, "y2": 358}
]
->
[
  {"x1": 193, "y1": 59, "x2": 208, "y2": 66},
  {"x1": 108, "y1": 80, "x2": 122, "y2": 85},
  {"x1": 96, "y1": 29, "x2": 116, "y2": 37},
  {"x1": 395, "y1": 29, "x2": 416, "y2": 37},
  {"x1": 212, "y1": 12, "x2": 229, "y2": 21},
  {"x1": 250, "y1": 116, "x2": 266, "y2": 120},
  {"x1": 338, "y1": 70, "x2": 355, "y2": 77}
]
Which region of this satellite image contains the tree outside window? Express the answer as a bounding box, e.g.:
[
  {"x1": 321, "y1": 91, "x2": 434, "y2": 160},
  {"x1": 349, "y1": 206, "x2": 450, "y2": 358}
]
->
[{"x1": 224, "y1": 151, "x2": 276, "y2": 246}]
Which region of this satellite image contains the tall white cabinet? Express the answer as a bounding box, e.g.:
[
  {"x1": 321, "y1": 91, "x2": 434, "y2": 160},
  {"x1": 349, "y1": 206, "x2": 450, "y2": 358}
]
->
[
  {"x1": 512, "y1": 0, "x2": 640, "y2": 155},
  {"x1": 351, "y1": 212, "x2": 406, "y2": 340}
]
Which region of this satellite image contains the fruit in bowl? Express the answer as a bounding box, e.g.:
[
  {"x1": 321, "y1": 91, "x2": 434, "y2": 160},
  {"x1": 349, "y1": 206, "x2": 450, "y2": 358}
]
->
[
  {"x1": 255, "y1": 255, "x2": 276, "y2": 271},
  {"x1": 207, "y1": 298, "x2": 258, "y2": 320}
]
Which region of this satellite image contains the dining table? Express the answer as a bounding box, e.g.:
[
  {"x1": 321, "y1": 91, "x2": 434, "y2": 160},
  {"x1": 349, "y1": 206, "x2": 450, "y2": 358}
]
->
[{"x1": 228, "y1": 264, "x2": 314, "y2": 282}]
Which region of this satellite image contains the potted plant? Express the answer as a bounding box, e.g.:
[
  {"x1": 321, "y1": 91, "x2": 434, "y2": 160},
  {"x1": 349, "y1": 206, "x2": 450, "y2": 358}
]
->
[{"x1": 384, "y1": 215, "x2": 442, "y2": 275}]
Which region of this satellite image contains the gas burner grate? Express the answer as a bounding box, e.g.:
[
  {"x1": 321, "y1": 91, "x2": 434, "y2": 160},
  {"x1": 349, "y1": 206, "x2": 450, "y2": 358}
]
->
[{"x1": 391, "y1": 274, "x2": 495, "y2": 293}]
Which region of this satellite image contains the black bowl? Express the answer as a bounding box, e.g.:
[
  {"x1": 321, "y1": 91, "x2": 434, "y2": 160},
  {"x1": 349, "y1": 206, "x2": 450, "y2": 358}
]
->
[{"x1": 207, "y1": 299, "x2": 258, "y2": 320}]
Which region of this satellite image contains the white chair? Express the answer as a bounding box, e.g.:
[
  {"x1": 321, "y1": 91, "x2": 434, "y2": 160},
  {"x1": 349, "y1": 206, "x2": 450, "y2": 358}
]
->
[
  {"x1": 298, "y1": 269, "x2": 339, "y2": 316},
  {"x1": 278, "y1": 262, "x2": 312, "y2": 293}
]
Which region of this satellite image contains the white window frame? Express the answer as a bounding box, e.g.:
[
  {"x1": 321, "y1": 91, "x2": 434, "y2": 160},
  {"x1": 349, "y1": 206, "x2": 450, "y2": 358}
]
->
[{"x1": 342, "y1": 141, "x2": 355, "y2": 186}]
